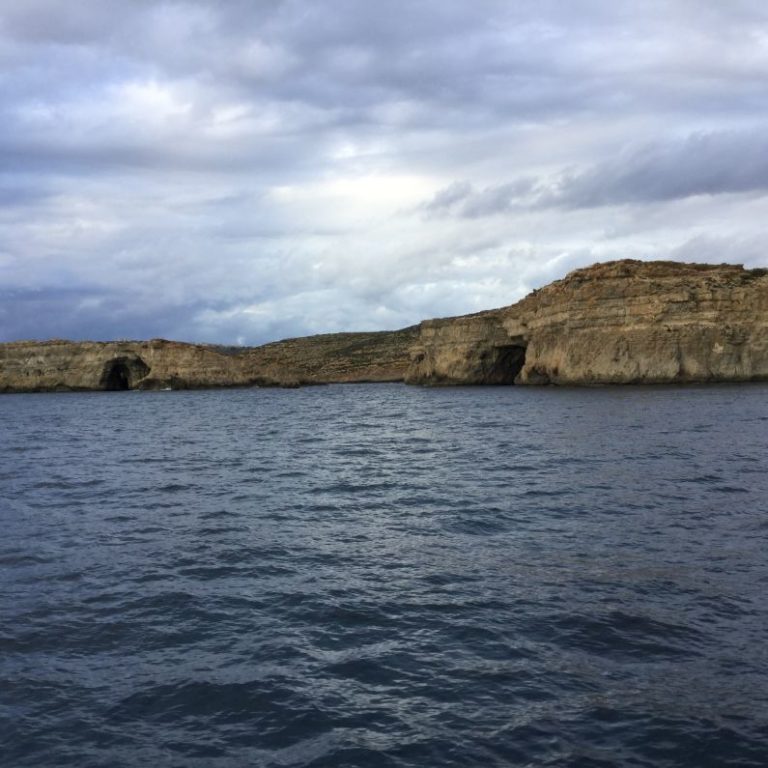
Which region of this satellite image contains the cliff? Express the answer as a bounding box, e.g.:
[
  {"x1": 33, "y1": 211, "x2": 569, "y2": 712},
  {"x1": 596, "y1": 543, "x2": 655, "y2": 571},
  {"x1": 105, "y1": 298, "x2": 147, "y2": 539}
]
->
[
  {"x1": 406, "y1": 260, "x2": 768, "y2": 385},
  {"x1": 0, "y1": 339, "x2": 263, "y2": 393},
  {"x1": 242, "y1": 327, "x2": 419, "y2": 385},
  {"x1": 0, "y1": 329, "x2": 418, "y2": 393},
  {"x1": 1, "y1": 260, "x2": 767, "y2": 392}
]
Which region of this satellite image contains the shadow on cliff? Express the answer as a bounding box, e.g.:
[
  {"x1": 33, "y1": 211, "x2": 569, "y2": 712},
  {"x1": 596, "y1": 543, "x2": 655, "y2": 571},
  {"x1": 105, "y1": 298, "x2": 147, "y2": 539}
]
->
[
  {"x1": 481, "y1": 344, "x2": 527, "y2": 384},
  {"x1": 100, "y1": 357, "x2": 150, "y2": 390}
]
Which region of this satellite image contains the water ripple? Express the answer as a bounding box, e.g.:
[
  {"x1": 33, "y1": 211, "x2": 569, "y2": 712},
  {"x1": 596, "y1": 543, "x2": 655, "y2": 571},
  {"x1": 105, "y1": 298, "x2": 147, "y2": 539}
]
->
[{"x1": 1, "y1": 384, "x2": 768, "y2": 767}]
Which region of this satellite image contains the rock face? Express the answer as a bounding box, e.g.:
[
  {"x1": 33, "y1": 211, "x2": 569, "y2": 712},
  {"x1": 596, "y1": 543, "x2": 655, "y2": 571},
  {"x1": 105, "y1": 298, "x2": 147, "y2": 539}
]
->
[
  {"x1": 406, "y1": 310, "x2": 527, "y2": 386},
  {"x1": 0, "y1": 329, "x2": 418, "y2": 393},
  {"x1": 242, "y1": 328, "x2": 419, "y2": 386},
  {"x1": 0, "y1": 339, "x2": 260, "y2": 393},
  {"x1": 1, "y1": 260, "x2": 767, "y2": 392},
  {"x1": 406, "y1": 260, "x2": 768, "y2": 386}
]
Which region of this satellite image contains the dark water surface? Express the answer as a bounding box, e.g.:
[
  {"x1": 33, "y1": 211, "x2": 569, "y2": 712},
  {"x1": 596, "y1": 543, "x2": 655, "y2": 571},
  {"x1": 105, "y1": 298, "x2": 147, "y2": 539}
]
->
[{"x1": 2, "y1": 384, "x2": 768, "y2": 767}]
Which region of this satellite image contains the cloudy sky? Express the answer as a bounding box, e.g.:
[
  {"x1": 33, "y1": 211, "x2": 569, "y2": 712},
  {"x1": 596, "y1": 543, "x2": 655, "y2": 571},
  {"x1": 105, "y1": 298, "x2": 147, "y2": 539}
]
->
[{"x1": 2, "y1": 1, "x2": 768, "y2": 344}]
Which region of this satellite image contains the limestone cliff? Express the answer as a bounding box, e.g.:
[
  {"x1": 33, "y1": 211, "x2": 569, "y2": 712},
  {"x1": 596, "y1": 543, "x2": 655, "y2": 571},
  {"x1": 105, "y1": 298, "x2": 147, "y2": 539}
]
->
[
  {"x1": 0, "y1": 329, "x2": 418, "y2": 393},
  {"x1": 242, "y1": 328, "x2": 418, "y2": 385},
  {"x1": 406, "y1": 260, "x2": 768, "y2": 386},
  {"x1": 406, "y1": 309, "x2": 523, "y2": 385},
  {"x1": 2, "y1": 260, "x2": 767, "y2": 392},
  {"x1": 0, "y1": 339, "x2": 263, "y2": 393}
]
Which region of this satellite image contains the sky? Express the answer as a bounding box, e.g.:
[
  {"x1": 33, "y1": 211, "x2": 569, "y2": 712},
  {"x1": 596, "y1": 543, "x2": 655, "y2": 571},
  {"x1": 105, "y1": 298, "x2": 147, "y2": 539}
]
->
[{"x1": 2, "y1": 0, "x2": 768, "y2": 344}]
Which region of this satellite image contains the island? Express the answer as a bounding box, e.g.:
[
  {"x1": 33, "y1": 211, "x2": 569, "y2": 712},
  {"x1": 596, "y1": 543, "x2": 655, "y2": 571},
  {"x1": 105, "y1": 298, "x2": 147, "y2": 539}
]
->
[{"x1": 2, "y1": 260, "x2": 767, "y2": 392}]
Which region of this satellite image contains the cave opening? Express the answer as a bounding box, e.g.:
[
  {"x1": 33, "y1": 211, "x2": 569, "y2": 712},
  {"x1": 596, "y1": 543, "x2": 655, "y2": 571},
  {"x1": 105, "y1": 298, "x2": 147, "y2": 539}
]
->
[
  {"x1": 100, "y1": 356, "x2": 150, "y2": 391},
  {"x1": 498, "y1": 344, "x2": 527, "y2": 384},
  {"x1": 477, "y1": 343, "x2": 527, "y2": 384},
  {"x1": 103, "y1": 361, "x2": 131, "y2": 391}
]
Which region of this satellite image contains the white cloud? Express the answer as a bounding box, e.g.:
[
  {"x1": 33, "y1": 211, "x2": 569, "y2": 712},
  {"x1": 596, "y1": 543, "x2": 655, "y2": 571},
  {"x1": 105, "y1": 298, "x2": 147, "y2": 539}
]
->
[{"x1": 1, "y1": 0, "x2": 768, "y2": 343}]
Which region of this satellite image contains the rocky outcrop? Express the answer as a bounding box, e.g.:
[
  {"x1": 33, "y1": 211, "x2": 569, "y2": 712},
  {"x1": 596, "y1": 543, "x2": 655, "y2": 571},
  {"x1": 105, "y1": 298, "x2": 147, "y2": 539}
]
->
[
  {"x1": 0, "y1": 339, "x2": 261, "y2": 393},
  {"x1": 242, "y1": 327, "x2": 419, "y2": 385},
  {"x1": 406, "y1": 310, "x2": 525, "y2": 385},
  {"x1": 0, "y1": 329, "x2": 418, "y2": 393},
  {"x1": 2, "y1": 260, "x2": 767, "y2": 392},
  {"x1": 406, "y1": 260, "x2": 768, "y2": 385}
]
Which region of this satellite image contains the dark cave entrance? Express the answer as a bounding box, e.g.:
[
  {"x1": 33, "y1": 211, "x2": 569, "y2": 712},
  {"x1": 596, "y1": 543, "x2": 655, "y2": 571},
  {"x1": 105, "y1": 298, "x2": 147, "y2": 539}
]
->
[
  {"x1": 100, "y1": 356, "x2": 150, "y2": 391},
  {"x1": 104, "y1": 362, "x2": 131, "y2": 390},
  {"x1": 478, "y1": 343, "x2": 527, "y2": 384},
  {"x1": 496, "y1": 344, "x2": 527, "y2": 384}
]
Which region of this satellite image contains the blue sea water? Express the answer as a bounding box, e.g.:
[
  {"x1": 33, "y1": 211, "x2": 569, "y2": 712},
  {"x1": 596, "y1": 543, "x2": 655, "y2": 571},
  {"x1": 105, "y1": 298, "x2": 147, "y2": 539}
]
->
[{"x1": 1, "y1": 383, "x2": 767, "y2": 768}]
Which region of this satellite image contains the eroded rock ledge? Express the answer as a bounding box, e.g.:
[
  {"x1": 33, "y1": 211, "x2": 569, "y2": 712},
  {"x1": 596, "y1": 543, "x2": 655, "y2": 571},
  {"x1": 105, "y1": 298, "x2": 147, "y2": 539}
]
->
[
  {"x1": 406, "y1": 260, "x2": 768, "y2": 386},
  {"x1": 0, "y1": 330, "x2": 419, "y2": 393},
  {"x1": 1, "y1": 260, "x2": 767, "y2": 392}
]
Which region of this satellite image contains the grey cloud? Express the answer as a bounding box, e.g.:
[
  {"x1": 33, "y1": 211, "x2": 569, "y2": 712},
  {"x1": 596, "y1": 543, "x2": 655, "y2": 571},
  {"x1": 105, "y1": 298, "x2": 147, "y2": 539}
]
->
[
  {"x1": 7, "y1": 1, "x2": 767, "y2": 132},
  {"x1": 423, "y1": 129, "x2": 768, "y2": 219},
  {"x1": 550, "y1": 130, "x2": 768, "y2": 208},
  {"x1": 420, "y1": 179, "x2": 538, "y2": 218},
  {"x1": 669, "y1": 233, "x2": 768, "y2": 269},
  {"x1": 0, "y1": 178, "x2": 53, "y2": 208},
  {"x1": 2, "y1": 1, "x2": 768, "y2": 343},
  {"x1": 0, "y1": 1, "x2": 138, "y2": 45},
  {"x1": 0, "y1": 133, "x2": 321, "y2": 179},
  {"x1": 421, "y1": 181, "x2": 473, "y2": 213},
  {"x1": 0, "y1": 285, "x2": 185, "y2": 342}
]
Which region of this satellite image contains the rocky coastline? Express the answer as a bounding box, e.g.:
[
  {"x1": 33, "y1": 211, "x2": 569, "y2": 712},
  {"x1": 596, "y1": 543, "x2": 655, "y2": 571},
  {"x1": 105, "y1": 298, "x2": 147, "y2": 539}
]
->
[{"x1": 2, "y1": 260, "x2": 767, "y2": 392}]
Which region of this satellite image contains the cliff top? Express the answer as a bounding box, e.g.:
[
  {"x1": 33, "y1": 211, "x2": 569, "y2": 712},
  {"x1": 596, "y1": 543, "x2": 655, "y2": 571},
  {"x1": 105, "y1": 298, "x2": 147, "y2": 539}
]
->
[
  {"x1": 3, "y1": 260, "x2": 766, "y2": 348},
  {"x1": 559, "y1": 258, "x2": 767, "y2": 284}
]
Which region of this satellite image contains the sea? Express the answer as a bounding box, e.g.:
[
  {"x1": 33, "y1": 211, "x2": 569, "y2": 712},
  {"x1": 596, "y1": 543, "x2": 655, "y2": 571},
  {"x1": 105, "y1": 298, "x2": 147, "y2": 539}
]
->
[{"x1": 1, "y1": 383, "x2": 767, "y2": 768}]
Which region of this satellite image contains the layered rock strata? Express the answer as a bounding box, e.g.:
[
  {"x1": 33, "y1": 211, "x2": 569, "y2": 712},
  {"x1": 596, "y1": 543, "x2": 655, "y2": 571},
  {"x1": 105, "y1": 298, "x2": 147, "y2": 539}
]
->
[
  {"x1": 1, "y1": 260, "x2": 766, "y2": 392},
  {"x1": 0, "y1": 339, "x2": 260, "y2": 393},
  {"x1": 0, "y1": 330, "x2": 418, "y2": 392},
  {"x1": 406, "y1": 260, "x2": 768, "y2": 385},
  {"x1": 242, "y1": 327, "x2": 419, "y2": 385}
]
